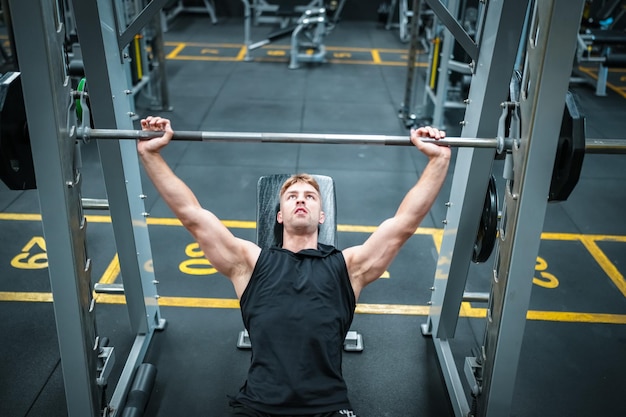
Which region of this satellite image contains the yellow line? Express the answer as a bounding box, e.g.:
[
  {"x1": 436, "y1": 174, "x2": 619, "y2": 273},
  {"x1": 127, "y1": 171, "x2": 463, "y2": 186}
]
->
[
  {"x1": 577, "y1": 234, "x2": 626, "y2": 243},
  {"x1": 220, "y1": 220, "x2": 257, "y2": 229},
  {"x1": 526, "y1": 309, "x2": 626, "y2": 324},
  {"x1": 236, "y1": 46, "x2": 248, "y2": 61},
  {"x1": 165, "y1": 42, "x2": 413, "y2": 54},
  {"x1": 580, "y1": 236, "x2": 626, "y2": 297},
  {"x1": 3, "y1": 213, "x2": 626, "y2": 244},
  {"x1": 147, "y1": 216, "x2": 256, "y2": 228},
  {"x1": 326, "y1": 45, "x2": 414, "y2": 53},
  {"x1": 99, "y1": 254, "x2": 120, "y2": 284},
  {"x1": 148, "y1": 217, "x2": 181, "y2": 226},
  {"x1": 540, "y1": 232, "x2": 583, "y2": 241},
  {"x1": 94, "y1": 294, "x2": 242, "y2": 308},
  {"x1": 327, "y1": 59, "x2": 423, "y2": 67},
  {"x1": 355, "y1": 303, "x2": 430, "y2": 315},
  {"x1": 167, "y1": 55, "x2": 242, "y2": 62},
  {"x1": 0, "y1": 213, "x2": 42, "y2": 221},
  {"x1": 431, "y1": 228, "x2": 444, "y2": 254},
  {"x1": 463, "y1": 302, "x2": 626, "y2": 324},
  {"x1": 165, "y1": 41, "x2": 247, "y2": 48},
  {"x1": 242, "y1": 57, "x2": 416, "y2": 67},
  {"x1": 163, "y1": 42, "x2": 425, "y2": 67},
  {"x1": 2, "y1": 291, "x2": 625, "y2": 324},
  {"x1": 166, "y1": 42, "x2": 187, "y2": 59},
  {"x1": 371, "y1": 49, "x2": 382, "y2": 64},
  {"x1": 86, "y1": 215, "x2": 116, "y2": 223},
  {"x1": 0, "y1": 292, "x2": 53, "y2": 302}
]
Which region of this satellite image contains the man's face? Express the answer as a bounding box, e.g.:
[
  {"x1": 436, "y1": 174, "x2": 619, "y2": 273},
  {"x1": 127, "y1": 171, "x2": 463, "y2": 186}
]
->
[{"x1": 277, "y1": 181, "x2": 325, "y2": 232}]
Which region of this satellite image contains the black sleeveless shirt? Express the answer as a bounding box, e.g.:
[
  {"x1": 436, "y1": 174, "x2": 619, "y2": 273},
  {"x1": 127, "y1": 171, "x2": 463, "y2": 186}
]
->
[{"x1": 234, "y1": 244, "x2": 356, "y2": 414}]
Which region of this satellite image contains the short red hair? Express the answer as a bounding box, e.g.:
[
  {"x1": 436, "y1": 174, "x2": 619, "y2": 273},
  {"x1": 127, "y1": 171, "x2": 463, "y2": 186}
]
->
[{"x1": 279, "y1": 173, "x2": 321, "y2": 199}]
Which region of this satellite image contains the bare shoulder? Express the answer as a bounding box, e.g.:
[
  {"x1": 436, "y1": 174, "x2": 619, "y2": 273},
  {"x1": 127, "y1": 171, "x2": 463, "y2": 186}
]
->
[
  {"x1": 341, "y1": 245, "x2": 364, "y2": 275},
  {"x1": 241, "y1": 238, "x2": 262, "y2": 266}
]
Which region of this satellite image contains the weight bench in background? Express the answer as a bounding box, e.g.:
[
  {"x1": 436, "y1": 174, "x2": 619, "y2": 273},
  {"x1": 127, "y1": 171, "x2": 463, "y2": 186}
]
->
[
  {"x1": 241, "y1": 0, "x2": 347, "y2": 69},
  {"x1": 161, "y1": 0, "x2": 218, "y2": 32},
  {"x1": 237, "y1": 174, "x2": 364, "y2": 352},
  {"x1": 588, "y1": 29, "x2": 626, "y2": 96}
]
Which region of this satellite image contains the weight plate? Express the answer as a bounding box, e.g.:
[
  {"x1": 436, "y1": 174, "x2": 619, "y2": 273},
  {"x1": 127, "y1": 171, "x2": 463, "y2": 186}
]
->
[{"x1": 472, "y1": 174, "x2": 498, "y2": 263}]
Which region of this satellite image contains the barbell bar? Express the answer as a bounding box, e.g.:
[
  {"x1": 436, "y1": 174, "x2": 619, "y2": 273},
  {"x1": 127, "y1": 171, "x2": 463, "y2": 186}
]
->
[
  {"x1": 76, "y1": 127, "x2": 511, "y2": 152},
  {"x1": 583, "y1": 138, "x2": 626, "y2": 154},
  {"x1": 75, "y1": 127, "x2": 626, "y2": 154}
]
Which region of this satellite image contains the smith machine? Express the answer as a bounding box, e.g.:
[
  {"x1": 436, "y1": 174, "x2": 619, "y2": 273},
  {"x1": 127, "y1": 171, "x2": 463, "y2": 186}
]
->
[
  {"x1": 416, "y1": 1, "x2": 588, "y2": 417},
  {"x1": 7, "y1": 1, "x2": 170, "y2": 417},
  {"x1": 5, "y1": 0, "x2": 626, "y2": 416}
]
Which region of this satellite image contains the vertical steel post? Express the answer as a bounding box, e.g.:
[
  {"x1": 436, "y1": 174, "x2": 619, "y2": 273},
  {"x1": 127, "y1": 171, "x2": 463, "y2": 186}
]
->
[
  {"x1": 70, "y1": 0, "x2": 165, "y2": 414},
  {"x1": 9, "y1": 0, "x2": 101, "y2": 415},
  {"x1": 425, "y1": 0, "x2": 530, "y2": 343},
  {"x1": 478, "y1": 1, "x2": 585, "y2": 416},
  {"x1": 399, "y1": 0, "x2": 422, "y2": 126},
  {"x1": 422, "y1": 1, "x2": 530, "y2": 416},
  {"x1": 430, "y1": 0, "x2": 459, "y2": 128}
]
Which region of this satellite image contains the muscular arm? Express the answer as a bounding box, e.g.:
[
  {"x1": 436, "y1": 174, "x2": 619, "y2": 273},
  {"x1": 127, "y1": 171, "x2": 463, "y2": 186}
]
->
[
  {"x1": 138, "y1": 117, "x2": 259, "y2": 298},
  {"x1": 343, "y1": 127, "x2": 451, "y2": 300}
]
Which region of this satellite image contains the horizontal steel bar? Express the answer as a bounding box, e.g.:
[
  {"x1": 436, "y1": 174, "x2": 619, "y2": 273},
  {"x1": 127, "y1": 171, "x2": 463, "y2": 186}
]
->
[
  {"x1": 77, "y1": 128, "x2": 626, "y2": 154},
  {"x1": 77, "y1": 127, "x2": 501, "y2": 149},
  {"x1": 462, "y1": 291, "x2": 490, "y2": 303},
  {"x1": 81, "y1": 198, "x2": 109, "y2": 210},
  {"x1": 94, "y1": 283, "x2": 124, "y2": 294},
  {"x1": 584, "y1": 138, "x2": 626, "y2": 154}
]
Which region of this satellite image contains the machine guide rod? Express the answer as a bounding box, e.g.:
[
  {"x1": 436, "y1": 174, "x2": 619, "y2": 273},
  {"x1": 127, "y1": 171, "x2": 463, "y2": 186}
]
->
[{"x1": 77, "y1": 127, "x2": 508, "y2": 150}]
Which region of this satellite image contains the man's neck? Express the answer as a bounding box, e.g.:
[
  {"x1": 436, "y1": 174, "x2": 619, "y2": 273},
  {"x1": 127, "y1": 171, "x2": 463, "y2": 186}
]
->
[{"x1": 281, "y1": 233, "x2": 318, "y2": 253}]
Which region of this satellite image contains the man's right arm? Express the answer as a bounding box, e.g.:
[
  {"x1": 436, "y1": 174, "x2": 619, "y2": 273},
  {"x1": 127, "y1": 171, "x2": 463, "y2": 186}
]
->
[{"x1": 138, "y1": 116, "x2": 260, "y2": 298}]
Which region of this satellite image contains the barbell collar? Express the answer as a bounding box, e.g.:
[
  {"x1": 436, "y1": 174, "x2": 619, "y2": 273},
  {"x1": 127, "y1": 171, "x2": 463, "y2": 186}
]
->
[{"x1": 77, "y1": 127, "x2": 501, "y2": 149}]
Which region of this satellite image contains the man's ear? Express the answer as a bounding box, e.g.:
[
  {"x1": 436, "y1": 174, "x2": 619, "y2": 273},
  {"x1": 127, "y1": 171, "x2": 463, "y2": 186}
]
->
[
  {"x1": 277, "y1": 211, "x2": 283, "y2": 224},
  {"x1": 319, "y1": 211, "x2": 325, "y2": 225}
]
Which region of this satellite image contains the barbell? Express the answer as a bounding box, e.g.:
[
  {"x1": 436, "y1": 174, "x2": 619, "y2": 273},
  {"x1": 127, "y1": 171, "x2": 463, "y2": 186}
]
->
[
  {"x1": 76, "y1": 127, "x2": 511, "y2": 151},
  {"x1": 73, "y1": 127, "x2": 626, "y2": 154}
]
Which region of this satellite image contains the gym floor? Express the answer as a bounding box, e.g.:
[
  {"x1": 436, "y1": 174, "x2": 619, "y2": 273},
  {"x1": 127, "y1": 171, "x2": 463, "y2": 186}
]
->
[{"x1": 1, "y1": 12, "x2": 626, "y2": 417}]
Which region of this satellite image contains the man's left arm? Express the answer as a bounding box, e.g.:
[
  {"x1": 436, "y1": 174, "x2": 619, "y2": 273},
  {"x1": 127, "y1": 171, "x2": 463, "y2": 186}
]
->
[{"x1": 343, "y1": 127, "x2": 451, "y2": 299}]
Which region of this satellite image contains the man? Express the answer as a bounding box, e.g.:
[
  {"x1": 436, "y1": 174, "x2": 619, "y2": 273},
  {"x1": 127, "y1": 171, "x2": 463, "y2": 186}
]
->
[{"x1": 138, "y1": 116, "x2": 450, "y2": 417}]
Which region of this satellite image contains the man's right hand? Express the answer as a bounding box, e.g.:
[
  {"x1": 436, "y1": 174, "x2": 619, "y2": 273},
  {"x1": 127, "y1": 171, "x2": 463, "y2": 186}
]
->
[{"x1": 138, "y1": 116, "x2": 174, "y2": 155}]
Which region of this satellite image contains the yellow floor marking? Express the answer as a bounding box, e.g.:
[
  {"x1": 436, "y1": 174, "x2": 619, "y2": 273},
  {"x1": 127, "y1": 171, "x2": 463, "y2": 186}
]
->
[
  {"x1": 579, "y1": 236, "x2": 626, "y2": 298},
  {"x1": 165, "y1": 42, "x2": 411, "y2": 54},
  {"x1": 163, "y1": 41, "x2": 426, "y2": 66},
  {"x1": 540, "y1": 232, "x2": 583, "y2": 241},
  {"x1": 1, "y1": 213, "x2": 625, "y2": 322},
  {"x1": 431, "y1": 228, "x2": 444, "y2": 254},
  {"x1": 355, "y1": 303, "x2": 430, "y2": 315},
  {"x1": 165, "y1": 42, "x2": 187, "y2": 59},
  {"x1": 0, "y1": 213, "x2": 42, "y2": 221},
  {"x1": 371, "y1": 49, "x2": 382, "y2": 64},
  {"x1": 99, "y1": 254, "x2": 120, "y2": 285},
  {"x1": 2, "y1": 291, "x2": 624, "y2": 324},
  {"x1": 0, "y1": 291, "x2": 53, "y2": 302},
  {"x1": 328, "y1": 59, "x2": 412, "y2": 66},
  {"x1": 577, "y1": 66, "x2": 626, "y2": 99},
  {"x1": 166, "y1": 54, "x2": 243, "y2": 62},
  {"x1": 236, "y1": 46, "x2": 248, "y2": 61},
  {"x1": 525, "y1": 309, "x2": 626, "y2": 324}
]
